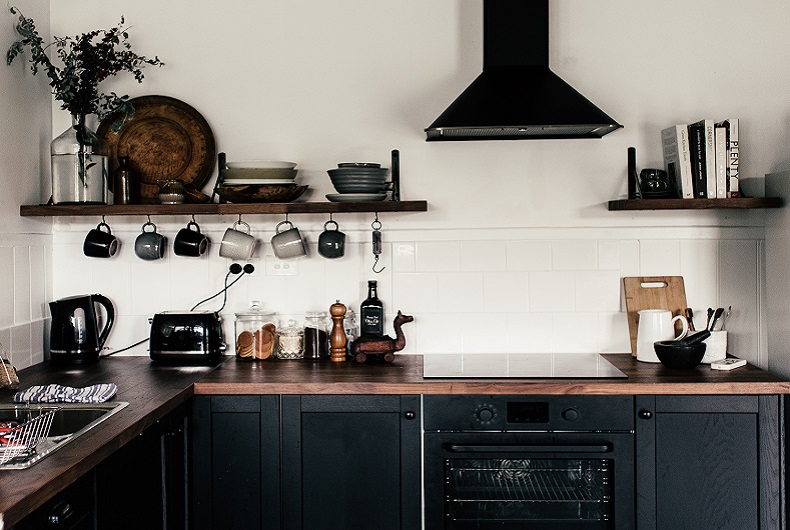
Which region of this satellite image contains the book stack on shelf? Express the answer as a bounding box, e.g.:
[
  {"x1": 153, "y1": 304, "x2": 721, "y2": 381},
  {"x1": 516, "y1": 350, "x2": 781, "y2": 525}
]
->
[{"x1": 661, "y1": 119, "x2": 739, "y2": 200}]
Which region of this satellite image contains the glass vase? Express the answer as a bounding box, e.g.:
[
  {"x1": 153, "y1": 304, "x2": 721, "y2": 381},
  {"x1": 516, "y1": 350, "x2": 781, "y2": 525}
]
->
[{"x1": 50, "y1": 114, "x2": 109, "y2": 204}]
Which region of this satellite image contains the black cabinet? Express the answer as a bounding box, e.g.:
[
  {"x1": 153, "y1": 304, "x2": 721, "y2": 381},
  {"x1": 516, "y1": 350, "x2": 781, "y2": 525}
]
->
[
  {"x1": 10, "y1": 472, "x2": 95, "y2": 530},
  {"x1": 635, "y1": 395, "x2": 783, "y2": 530},
  {"x1": 281, "y1": 395, "x2": 421, "y2": 530},
  {"x1": 191, "y1": 394, "x2": 421, "y2": 530}
]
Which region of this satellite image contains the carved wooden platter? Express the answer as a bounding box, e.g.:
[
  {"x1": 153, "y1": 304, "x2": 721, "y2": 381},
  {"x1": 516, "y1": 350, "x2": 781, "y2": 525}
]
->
[{"x1": 97, "y1": 95, "x2": 216, "y2": 199}]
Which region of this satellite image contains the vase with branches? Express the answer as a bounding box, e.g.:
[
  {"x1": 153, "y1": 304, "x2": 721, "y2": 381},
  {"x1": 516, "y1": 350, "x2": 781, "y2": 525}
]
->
[{"x1": 7, "y1": 8, "x2": 163, "y2": 204}]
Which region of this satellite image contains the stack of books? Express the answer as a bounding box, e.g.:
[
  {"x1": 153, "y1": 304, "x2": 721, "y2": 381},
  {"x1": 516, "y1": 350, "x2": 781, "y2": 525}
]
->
[{"x1": 661, "y1": 119, "x2": 739, "y2": 199}]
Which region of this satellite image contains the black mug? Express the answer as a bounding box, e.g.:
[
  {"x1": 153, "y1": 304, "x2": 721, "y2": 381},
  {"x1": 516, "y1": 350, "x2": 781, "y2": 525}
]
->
[
  {"x1": 174, "y1": 220, "x2": 209, "y2": 257},
  {"x1": 83, "y1": 222, "x2": 118, "y2": 258},
  {"x1": 318, "y1": 220, "x2": 346, "y2": 259}
]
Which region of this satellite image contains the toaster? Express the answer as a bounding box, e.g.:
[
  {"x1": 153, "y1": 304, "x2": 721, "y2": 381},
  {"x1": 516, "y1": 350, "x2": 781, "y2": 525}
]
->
[{"x1": 149, "y1": 311, "x2": 225, "y2": 363}]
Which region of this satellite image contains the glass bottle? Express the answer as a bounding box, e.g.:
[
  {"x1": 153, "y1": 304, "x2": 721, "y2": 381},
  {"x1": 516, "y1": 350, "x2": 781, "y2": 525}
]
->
[
  {"x1": 360, "y1": 280, "x2": 384, "y2": 336},
  {"x1": 276, "y1": 319, "x2": 304, "y2": 360},
  {"x1": 113, "y1": 156, "x2": 137, "y2": 205},
  {"x1": 304, "y1": 311, "x2": 329, "y2": 360},
  {"x1": 344, "y1": 309, "x2": 358, "y2": 350},
  {"x1": 50, "y1": 114, "x2": 109, "y2": 204}
]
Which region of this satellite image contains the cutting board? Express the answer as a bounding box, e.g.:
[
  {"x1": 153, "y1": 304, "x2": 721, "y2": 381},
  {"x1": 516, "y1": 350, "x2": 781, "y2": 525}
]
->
[{"x1": 623, "y1": 276, "x2": 688, "y2": 357}]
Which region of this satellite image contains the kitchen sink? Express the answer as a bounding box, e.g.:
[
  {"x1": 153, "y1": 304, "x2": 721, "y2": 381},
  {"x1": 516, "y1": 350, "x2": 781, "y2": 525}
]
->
[{"x1": 0, "y1": 401, "x2": 128, "y2": 469}]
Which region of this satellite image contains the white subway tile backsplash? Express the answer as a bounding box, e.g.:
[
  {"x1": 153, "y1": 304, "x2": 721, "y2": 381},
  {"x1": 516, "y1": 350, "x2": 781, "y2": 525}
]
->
[
  {"x1": 411, "y1": 312, "x2": 461, "y2": 353},
  {"x1": 598, "y1": 240, "x2": 621, "y2": 270},
  {"x1": 506, "y1": 241, "x2": 552, "y2": 271},
  {"x1": 392, "y1": 243, "x2": 415, "y2": 273},
  {"x1": 552, "y1": 313, "x2": 599, "y2": 353},
  {"x1": 619, "y1": 240, "x2": 640, "y2": 277},
  {"x1": 639, "y1": 240, "x2": 681, "y2": 276},
  {"x1": 680, "y1": 239, "x2": 719, "y2": 314},
  {"x1": 483, "y1": 272, "x2": 529, "y2": 313},
  {"x1": 392, "y1": 273, "x2": 439, "y2": 313},
  {"x1": 437, "y1": 273, "x2": 484, "y2": 313},
  {"x1": 575, "y1": 271, "x2": 621, "y2": 312},
  {"x1": 506, "y1": 313, "x2": 553, "y2": 353},
  {"x1": 529, "y1": 271, "x2": 575, "y2": 312},
  {"x1": 553, "y1": 240, "x2": 597, "y2": 271},
  {"x1": 461, "y1": 241, "x2": 507, "y2": 272},
  {"x1": 597, "y1": 312, "x2": 631, "y2": 353},
  {"x1": 416, "y1": 242, "x2": 461, "y2": 272},
  {"x1": 461, "y1": 312, "x2": 507, "y2": 353}
]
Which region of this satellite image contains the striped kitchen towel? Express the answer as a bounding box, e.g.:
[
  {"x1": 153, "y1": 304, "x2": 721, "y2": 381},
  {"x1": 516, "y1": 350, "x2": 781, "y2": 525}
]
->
[{"x1": 13, "y1": 383, "x2": 117, "y2": 403}]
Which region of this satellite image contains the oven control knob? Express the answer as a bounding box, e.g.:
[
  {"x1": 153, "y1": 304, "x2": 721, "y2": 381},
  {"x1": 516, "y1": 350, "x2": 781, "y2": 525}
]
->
[
  {"x1": 474, "y1": 405, "x2": 496, "y2": 423},
  {"x1": 561, "y1": 408, "x2": 579, "y2": 421}
]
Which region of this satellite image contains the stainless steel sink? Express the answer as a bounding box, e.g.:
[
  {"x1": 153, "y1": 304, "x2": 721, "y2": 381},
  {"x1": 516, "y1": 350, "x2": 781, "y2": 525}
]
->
[{"x1": 0, "y1": 402, "x2": 128, "y2": 469}]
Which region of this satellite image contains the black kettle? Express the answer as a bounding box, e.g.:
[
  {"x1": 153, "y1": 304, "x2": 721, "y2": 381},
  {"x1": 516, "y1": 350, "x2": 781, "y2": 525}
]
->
[{"x1": 49, "y1": 294, "x2": 115, "y2": 364}]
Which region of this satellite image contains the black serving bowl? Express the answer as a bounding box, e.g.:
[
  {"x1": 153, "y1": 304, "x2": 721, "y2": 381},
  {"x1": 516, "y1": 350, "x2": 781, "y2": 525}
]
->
[{"x1": 654, "y1": 340, "x2": 706, "y2": 369}]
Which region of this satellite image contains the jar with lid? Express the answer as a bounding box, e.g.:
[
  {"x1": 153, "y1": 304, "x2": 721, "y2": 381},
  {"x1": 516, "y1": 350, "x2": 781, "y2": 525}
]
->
[
  {"x1": 344, "y1": 310, "x2": 358, "y2": 352},
  {"x1": 304, "y1": 311, "x2": 329, "y2": 360},
  {"x1": 276, "y1": 319, "x2": 304, "y2": 360},
  {"x1": 234, "y1": 301, "x2": 277, "y2": 360}
]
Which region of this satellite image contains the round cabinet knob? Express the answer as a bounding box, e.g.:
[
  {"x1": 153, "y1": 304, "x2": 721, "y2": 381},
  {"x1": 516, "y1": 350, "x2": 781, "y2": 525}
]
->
[
  {"x1": 477, "y1": 408, "x2": 494, "y2": 422},
  {"x1": 561, "y1": 408, "x2": 579, "y2": 421},
  {"x1": 404, "y1": 411, "x2": 416, "y2": 420},
  {"x1": 638, "y1": 409, "x2": 653, "y2": 420}
]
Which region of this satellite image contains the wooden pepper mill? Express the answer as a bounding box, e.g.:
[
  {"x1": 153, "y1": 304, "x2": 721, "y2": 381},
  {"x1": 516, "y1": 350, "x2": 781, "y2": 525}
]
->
[{"x1": 329, "y1": 300, "x2": 347, "y2": 363}]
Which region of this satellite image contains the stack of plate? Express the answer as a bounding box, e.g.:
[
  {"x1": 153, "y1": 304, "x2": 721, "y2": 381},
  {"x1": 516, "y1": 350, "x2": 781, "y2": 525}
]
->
[
  {"x1": 326, "y1": 163, "x2": 388, "y2": 202},
  {"x1": 217, "y1": 160, "x2": 307, "y2": 203}
]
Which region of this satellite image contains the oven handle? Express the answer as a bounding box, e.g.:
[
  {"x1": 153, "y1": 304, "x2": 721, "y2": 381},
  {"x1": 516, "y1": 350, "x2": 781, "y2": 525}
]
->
[{"x1": 444, "y1": 443, "x2": 613, "y2": 453}]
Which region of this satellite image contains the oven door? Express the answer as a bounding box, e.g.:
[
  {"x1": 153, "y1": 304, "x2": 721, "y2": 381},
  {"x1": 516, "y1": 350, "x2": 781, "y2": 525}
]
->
[{"x1": 424, "y1": 432, "x2": 634, "y2": 530}]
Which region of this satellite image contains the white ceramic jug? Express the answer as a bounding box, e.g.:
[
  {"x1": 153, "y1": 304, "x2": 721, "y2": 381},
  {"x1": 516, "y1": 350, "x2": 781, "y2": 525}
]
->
[{"x1": 636, "y1": 309, "x2": 689, "y2": 363}]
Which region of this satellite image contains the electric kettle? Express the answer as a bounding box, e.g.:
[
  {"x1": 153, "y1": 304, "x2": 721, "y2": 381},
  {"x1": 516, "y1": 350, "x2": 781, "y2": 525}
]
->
[{"x1": 49, "y1": 294, "x2": 115, "y2": 364}]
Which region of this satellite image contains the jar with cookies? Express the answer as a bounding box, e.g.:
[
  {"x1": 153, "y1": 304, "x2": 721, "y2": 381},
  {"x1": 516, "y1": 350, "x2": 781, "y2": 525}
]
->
[{"x1": 234, "y1": 301, "x2": 277, "y2": 360}]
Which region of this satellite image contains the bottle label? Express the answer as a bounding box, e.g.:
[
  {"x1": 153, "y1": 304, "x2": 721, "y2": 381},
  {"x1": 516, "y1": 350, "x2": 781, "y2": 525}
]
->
[{"x1": 361, "y1": 309, "x2": 383, "y2": 335}]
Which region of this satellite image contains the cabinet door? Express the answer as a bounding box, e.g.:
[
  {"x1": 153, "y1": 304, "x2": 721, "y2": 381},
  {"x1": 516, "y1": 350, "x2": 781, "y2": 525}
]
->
[
  {"x1": 635, "y1": 395, "x2": 782, "y2": 530},
  {"x1": 281, "y1": 395, "x2": 421, "y2": 530},
  {"x1": 192, "y1": 395, "x2": 281, "y2": 530}
]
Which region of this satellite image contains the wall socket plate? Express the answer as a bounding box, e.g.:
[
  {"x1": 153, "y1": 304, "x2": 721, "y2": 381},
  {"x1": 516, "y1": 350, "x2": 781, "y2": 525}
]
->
[{"x1": 265, "y1": 256, "x2": 298, "y2": 276}]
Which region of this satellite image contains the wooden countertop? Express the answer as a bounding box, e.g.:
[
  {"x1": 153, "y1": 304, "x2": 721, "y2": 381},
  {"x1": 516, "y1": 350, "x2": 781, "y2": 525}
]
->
[
  {"x1": 193, "y1": 353, "x2": 790, "y2": 395},
  {"x1": 1, "y1": 353, "x2": 788, "y2": 527}
]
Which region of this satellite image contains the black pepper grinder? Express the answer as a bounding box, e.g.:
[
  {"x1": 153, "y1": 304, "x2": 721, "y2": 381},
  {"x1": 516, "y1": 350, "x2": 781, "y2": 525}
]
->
[{"x1": 113, "y1": 156, "x2": 137, "y2": 205}]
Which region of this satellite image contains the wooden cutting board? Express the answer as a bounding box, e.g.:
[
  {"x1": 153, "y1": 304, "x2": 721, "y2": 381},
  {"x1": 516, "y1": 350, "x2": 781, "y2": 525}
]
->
[{"x1": 623, "y1": 276, "x2": 688, "y2": 356}]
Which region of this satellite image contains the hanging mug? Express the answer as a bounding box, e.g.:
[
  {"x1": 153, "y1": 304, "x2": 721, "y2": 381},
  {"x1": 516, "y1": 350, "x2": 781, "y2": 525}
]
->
[
  {"x1": 83, "y1": 221, "x2": 118, "y2": 258},
  {"x1": 318, "y1": 220, "x2": 346, "y2": 259},
  {"x1": 174, "y1": 220, "x2": 209, "y2": 257},
  {"x1": 636, "y1": 309, "x2": 689, "y2": 363},
  {"x1": 135, "y1": 221, "x2": 166, "y2": 261},
  {"x1": 271, "y1": 220, "x2": 307, "y2": 259},
  {"x1": 220, "y1": 220, "x2": 256, "y2": 261}
]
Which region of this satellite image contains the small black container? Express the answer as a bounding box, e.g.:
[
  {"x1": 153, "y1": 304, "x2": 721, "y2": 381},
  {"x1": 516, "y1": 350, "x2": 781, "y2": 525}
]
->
[{"x1": 654, "y1": 340, "x2": 706, "y2": 369}]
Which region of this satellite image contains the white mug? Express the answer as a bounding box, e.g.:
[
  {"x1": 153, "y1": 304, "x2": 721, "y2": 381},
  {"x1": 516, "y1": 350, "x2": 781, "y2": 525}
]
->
[
  {"x1": 220, "y1": 220, "x2": 256, "y2": 260},
  {"x1": 636, "y1": 309, "x2": 689, "y2": 363},
  {"x1": 271, "y1": 220, "x2": 307, "y2": 259}
]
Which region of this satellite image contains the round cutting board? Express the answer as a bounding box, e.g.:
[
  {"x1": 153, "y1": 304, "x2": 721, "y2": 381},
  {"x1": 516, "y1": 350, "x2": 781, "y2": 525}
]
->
[{"x1": 97, "y1": 95, "x2": 216, "y2": 200}]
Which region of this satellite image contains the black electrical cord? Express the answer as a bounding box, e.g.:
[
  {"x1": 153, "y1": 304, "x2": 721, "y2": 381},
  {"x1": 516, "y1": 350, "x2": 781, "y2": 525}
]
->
[{"x1": 104, "y1": 263, "x2": 254, "y2": 357}]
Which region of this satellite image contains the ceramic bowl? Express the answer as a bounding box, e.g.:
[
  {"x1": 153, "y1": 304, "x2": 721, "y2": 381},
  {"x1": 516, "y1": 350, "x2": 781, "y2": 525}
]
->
[
  {"x1": 226, "y1": 160, "x2": 297, "y2": 169},
  {"x1": 653, "y1": 341, "x2": 706, "y2": 369},
  {"x1": 216, "y1": 184, "x2": 308, "y2": 203},
  {"x1": 221, "y1": 168, "x2": 297, "y2": 180},
  {"x1": 337, "y1": 162, "x2": 381, "y2": 169}
]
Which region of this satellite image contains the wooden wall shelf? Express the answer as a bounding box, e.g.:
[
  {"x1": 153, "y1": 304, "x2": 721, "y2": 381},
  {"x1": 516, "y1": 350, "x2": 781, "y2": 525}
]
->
[
  {"x1": 608, "y1": 197, "x2": 782, "y2": 211},
  {"x1": 19, "y1": 200, "x2": 428, "y2": 217}
]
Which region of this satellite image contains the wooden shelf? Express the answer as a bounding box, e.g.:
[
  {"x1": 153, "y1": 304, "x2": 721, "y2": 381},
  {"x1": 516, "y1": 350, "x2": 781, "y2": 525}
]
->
[
  {"x1": 608, "y1": 197, "x2": 782, "y2": 211},
  {"x1": 19, "y1": 200, "x2": 428, "y2": 217}
]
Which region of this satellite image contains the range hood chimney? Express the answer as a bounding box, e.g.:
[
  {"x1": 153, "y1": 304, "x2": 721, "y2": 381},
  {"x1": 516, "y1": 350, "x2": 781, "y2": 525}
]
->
[{"x1": 425, "y1": 0, "x2": 622, "y2": 141}]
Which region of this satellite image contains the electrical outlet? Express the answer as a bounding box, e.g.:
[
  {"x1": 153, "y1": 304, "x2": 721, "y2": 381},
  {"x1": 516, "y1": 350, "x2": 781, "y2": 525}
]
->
[{"x1": 265, "y1": 257, "x2": 298, "y2": 276}]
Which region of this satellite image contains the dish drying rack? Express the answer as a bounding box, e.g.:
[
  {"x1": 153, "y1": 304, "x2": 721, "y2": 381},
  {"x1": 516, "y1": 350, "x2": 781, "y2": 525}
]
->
[{"x1": 0, "y1": 406, "x2": 59, "y2": 465}]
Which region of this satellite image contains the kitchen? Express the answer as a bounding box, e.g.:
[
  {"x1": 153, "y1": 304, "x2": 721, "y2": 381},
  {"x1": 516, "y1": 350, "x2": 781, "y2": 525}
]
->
[{"x1": 1, "y1": 0, "x2": 790, "y2": 528}]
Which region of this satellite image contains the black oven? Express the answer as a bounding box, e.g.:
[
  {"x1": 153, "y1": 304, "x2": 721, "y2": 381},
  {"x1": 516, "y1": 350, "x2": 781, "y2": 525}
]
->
[{"x1": 423, "y1": 395, "x2": 635, "y2": 529}]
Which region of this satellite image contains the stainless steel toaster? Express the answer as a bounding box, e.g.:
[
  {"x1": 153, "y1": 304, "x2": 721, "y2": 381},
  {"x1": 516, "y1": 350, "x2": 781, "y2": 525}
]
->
[{"x1": 149, "y1": 311, "x2": 225, "y2": 363}]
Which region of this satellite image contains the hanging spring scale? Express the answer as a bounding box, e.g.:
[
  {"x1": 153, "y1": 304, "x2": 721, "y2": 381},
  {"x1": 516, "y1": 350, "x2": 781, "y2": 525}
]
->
[{"x1": 371, "y1": 215, "x2": 385, "y2": 273}]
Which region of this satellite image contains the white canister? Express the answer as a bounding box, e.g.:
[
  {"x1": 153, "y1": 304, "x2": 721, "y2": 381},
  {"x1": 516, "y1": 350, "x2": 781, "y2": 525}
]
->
[{"x1": 636, "y1": 309, "x2": 689, "y2": 363}]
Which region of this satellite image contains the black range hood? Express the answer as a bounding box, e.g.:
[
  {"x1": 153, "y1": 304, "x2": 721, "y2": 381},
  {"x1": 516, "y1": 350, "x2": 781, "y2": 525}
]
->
[{"x1": 425, "y1": 0, "x2": 622, "y2": 141}]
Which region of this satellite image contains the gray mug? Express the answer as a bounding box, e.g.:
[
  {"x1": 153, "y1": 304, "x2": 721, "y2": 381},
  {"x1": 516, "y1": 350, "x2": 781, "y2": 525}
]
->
[
  {"x1": 318, "y1": 220, "x2": 345, "y2": 259},
  {"x1": 271, "y1": 220, "x2": 306, "y2": 259},
  {"x1": 135, "y1": 221, "x2": 166, "y2": 261}
]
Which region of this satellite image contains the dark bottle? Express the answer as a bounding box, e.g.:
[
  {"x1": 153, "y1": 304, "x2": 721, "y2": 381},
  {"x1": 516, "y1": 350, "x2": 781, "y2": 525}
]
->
[
  {"x1": 113, "y1": 156, "x2": 137, "y2": 205},
  {"x1": 360, "y1": 280, "x2": 384, "y2": 336}
]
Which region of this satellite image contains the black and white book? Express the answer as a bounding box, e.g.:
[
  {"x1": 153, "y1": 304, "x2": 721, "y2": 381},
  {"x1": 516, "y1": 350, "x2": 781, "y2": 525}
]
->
[
  {"x1": 714, "y1": 126, "x2": 727, "y2": 198},
  {"x1": 716, "y1": 119, "x2": 739, "y2": 197},
  {"x1": 661, "y1": 125, "x2": 694, "y2": 199}
]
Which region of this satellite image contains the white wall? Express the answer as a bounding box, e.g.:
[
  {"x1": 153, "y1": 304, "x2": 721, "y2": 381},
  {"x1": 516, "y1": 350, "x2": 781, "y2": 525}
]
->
[
  {"x1": 0, "y1": 2, "x2": 52, "y2": 370},
  {"x1": 44, "y1": 0, "x2": 788, "y2": 369}
]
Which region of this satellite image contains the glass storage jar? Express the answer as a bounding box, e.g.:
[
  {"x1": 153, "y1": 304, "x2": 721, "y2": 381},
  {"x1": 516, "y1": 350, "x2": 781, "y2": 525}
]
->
[
  {"x1": 304, "y1": 311, "x2": 329, "y2": 360},
  {"x1": 234, "y1": 302, "x2": 277, "y2": 360},
  {"x1": 276, "y1": 319, "x2": 304, "y2": 360}
]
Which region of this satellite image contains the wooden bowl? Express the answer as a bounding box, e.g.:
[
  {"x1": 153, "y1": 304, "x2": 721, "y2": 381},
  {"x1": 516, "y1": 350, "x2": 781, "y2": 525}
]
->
[{"x1": 216, "y1": 184, "x2": 308, "y2": 203}]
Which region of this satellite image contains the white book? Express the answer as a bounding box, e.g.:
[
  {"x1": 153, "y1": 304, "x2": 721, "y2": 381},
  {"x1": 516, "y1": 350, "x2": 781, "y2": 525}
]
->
[
  {"x1": 661, "y1": 125, "x2": 694, "y2": 199},
  {"x1": 714, "y1": 126, "x2": 727, "y2": 198},
  {"x1": 727, "y1": 119, "x2": 740, "y2": 197},
  {"x1": 702, "y1": 120, "x2": 716, "y2": 199}
]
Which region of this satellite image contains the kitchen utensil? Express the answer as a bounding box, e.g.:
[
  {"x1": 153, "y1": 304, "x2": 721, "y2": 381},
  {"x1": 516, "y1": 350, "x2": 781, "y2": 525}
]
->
[
  {"x1": 710, "y1": 307, "x2": 725, "y2": 330},
  {"x1": 134, "y1": 221, "x2": 166, "y2": 261},
  {"x1": 97, "y1": 95, "x2": 215, "y2": 201},
  {"x1": 675, "y1": 329, "x2": 711, "y2": 346},
  {"x1": 636, "y1": 309, "x2": 689, "y2": 363},
  {"x1": 318, "y1": 219, "x2": 345, "y2": 259},
  {"x1": 149, "y1": 311, "x2": 224, "y2": 363},
  {"x1": 706, "y1": 307, "x2": 714, "y2": 330},
  {"x1": 271, "y1": 220, "x2": 307, "y2": 259},
  {"x1": 701, "y1": 330, "x2": 727, "y2": 363},
  {"x1": 174, "y1": 219, "x2": 209, "y2": 257},
  {"x1": 653, "y1": 340, "x2": 706, "y2": 369},
  {"x1": 220, "y1": 220, "x2": 256, "y2": 261},
  {"x1": 83, "y1": 221, "x2": 118, "y2": 258},
  {"x1": 49, "y1": 294, "x2": 115, "y2": 364},
  {"x1": 391, "y1": 149, "x2": 400, "y2": 201},
  {"x1": 684, "y1": 307, "x2": 696, "y2": 331},
  {"x1": 371, "y1": 216, "x2": 385, "y2": 273},
  {"x1": 624, "y1": 276, "x2": 688, "y2": 357}
]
